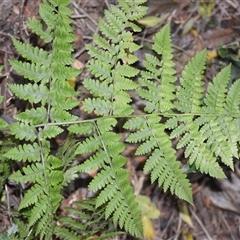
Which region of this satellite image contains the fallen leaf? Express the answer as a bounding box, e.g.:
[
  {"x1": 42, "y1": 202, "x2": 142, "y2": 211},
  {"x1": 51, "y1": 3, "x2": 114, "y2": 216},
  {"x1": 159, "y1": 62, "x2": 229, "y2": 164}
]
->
[
  {"x1": 135, "y1": 195, "x2": 160, "y2": 219},
  {"x1": 179, "y1": 202, "x2": 193, "y2": 228},
  {"x1": 137, "y1": 16, "x2": 163, "y2": 27},
  {"x1": 207, "y1": 50, "x2": 218, "y2": 61},
  {"x1": 182, "y1": 18, "x2": 195, "y2": 36},
  {"x1": 141, "y1": 215, "x2": 155, "y2": 240},
  {"x1": 72, "y1": 59, "x2": 84, "y2": 69}
]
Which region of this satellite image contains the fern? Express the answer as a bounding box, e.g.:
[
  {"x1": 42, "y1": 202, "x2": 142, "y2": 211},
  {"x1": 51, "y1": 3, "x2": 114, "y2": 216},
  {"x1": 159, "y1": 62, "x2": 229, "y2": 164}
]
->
[
  {"x1": 1, "y1": 0, "x2": 240, "y2": 239},
  {"x1": 55, "y1": 198, "x2": 121, "y2": 240},
  {"x1": 4, "y1": 0, "x2": 80, "y2": 239}
]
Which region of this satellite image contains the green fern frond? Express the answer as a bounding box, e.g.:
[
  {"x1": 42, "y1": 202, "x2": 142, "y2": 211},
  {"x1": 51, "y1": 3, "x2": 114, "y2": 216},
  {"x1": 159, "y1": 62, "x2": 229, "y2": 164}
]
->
[
  {"x1": 170, "y1": 116, "x2": 226, "y2": 178},
  {"x1": 28, "y1": 18, "x2": 53, "y2": 43},
  {"x1": 14, "y1": 107, "x2": 47, "y2": 125},
  {"x1": 38, "y1": 125, "x2": 63, "y2": 139},
  {"x1": 83, "y1": 0, "x2": 147, "y2": 116},
  {"x1": 83, "y1": 98, "x2": 112, "y2": 115},
  {"x1": 73, "y1": 118, "x2": 143, "y2": 238},
  {"x1": 83, "y1": 78, "x2": 113, "y2": 99},
  {"x1": 139, "y1": 23, "x2": 177, "y2": 113},
  {"x1": 0, "y1": 118, "x2": 8, "y2": 130},
  {"x1": 4, "y1": 143, "x2": 41, "y2": 162},
  {"x1": 10, "y1": 163, "x2": 44, "y2": 183},
  {"x1": 50, "y1": 108, "x2": 78, "y2": 122},
  {"x1": 176, "y1": 49, "x2": 207, "y2": 113},
  {"x1": 68, "y1": 122, "x2": 94, "y2": 134},
  {"x1": 9, "y1": 83, "x2": 49, "y2": 104},
  {"x1": 39, "y1": 0, "x2": 57, "y2": 30},
  {"x1": 125, "y1": 115, "x2": 192, "y2": 203},
  {"x1": 224, "y1": 78, "x2": 240, "y2": 115},
  {"x1": 11, "y1": 38, "x2": 51, "y2": 66},
  {"x1": 18, "y1": 184, "x2": 43, "y2": 210},
  {"x1": 9, "y1": 122, "x2": 36, "y2": 142},
  {"x1": 56, "y1": 135, "x2": 79, "y2": 170},
  {"x1": 0, "y1": 137, "x2": 13, "y2": 192},
  {"x1": 28, "y1": 195, "x2": 49, "y2": 226},
  {"x1": 203, "y1": 65, "x2": 231, "y2": 113},
  {"x1": 0, "y1": 97, "x2": 8, "y2": 130},
  {"x1": 9, "y1": 60, "x2": 51, "y2": 84}
]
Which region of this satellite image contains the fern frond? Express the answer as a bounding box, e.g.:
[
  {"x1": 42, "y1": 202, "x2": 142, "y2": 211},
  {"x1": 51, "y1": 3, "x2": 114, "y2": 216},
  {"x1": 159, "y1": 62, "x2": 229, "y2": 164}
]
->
[
  {"x1": 10, "y1": 163, "x2": 43, "y2": 184},
  {"x1": 0, "y1": 97, "x2": 8, "y2": 129},
  {"x1": 4, "y1": 143, "x2": 41, "y2": 162},
  {"x1": 138, "y1": 23, "x2": 176, "y2": 113},
  {"x1": 50, "y1": 108, "x2": 78, "y2": 123},
  {"x1": 9, "y1": 60, "x2": 51, "y2": 83},
  {"x1": 83, "y1": 0, "x2": 147, "y2": 117},
  {"x1": 11, "y1": 38, "x2": 51, "y2": 66},
  {"x1": 74, "y1": 118, "x2": 143, "y2": 238},
  {"x1": 83, "y1": 78, "x2": 113, "y2": 99},
  {"x1": 39, "y1": 0, "x2": 57, "y2": 30},
  {"x1": 18, "y1": 184, "x2": 43, "y2": 210},
  {"x1": 170, "y1": 116, "x2": 226, "y2": 178},
  {"x1": 27, "y1": 18, "x2": 53, "y2": 43},
  {"x1": 55, "y1": 226, "x2": 79, "y2": 240},
  {"x1": 14, "y1": 107, "x2": 47, "y2": 125},
  {"x1": 0, "y1": 118, "x2": 8, "y2": 130},
  {"x1": 9, "y1": 122, "x2": 36, "y2": 142},
  {"x1": 203, "y1": 65, "x2": 231, "y2": 113},
  {"x1": 176, "y1": 49, "x2": 207, "y2": 113},
  {"x1": 224, "y1": 78, "x2": 240, "y2": 115},
  {"x1": 83, "y1": 98, "x2": 112, "y2": 115},
  {"x1": 36, "y1": 214, "x2": 54, "y2": 240},
  {"x1": 195, "y1": 116, "x2": 234, "y2": 168},
  {"x1": 125, "y1": 115, "x2": 192, "y2": 203},
  {"x1": 28, "y1": 195, "x2": 49, "y2": 226},
  {"x1": 38, "y1": 125, "x2": 63, "y2": 139},
  {"x1": 9, "y1": 83, "x2": 49, "y2": 104}
]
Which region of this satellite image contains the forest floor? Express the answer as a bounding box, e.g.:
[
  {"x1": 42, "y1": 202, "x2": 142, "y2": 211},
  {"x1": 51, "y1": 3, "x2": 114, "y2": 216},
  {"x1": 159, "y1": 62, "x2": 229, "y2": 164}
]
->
[{"x1": 0, "y1": 0, "x2": 240, "y2": 240}]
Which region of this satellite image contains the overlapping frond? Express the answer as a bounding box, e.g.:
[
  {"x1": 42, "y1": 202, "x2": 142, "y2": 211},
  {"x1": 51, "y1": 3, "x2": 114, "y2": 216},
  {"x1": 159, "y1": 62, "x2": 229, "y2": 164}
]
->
[{"x1": 55, "y1": 198, "x2": 120, "y2": 240}]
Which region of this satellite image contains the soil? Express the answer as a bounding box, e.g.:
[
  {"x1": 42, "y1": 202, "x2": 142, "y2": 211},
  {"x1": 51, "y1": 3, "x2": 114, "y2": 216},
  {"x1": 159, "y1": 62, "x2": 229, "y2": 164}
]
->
[{"x1": 0, "y1": 0, "x2": 240, "y2": 240}]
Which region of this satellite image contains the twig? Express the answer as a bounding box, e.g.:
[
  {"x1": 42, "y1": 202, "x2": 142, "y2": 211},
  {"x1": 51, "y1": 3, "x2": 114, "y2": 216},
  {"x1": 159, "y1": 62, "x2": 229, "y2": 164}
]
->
[
  {"x1": 72, "y1": 1, "x2": 98, "y2": 26},
  {"x1": 173, "y1": 215, "x2": 182, "y2": 240},
  {"x1": 5, "y1": 184, "x2": 13, "y2": 225},
  {"x1": 73, "y1": 46, "x2": 86, "y2": 58},
  {"x1": 219, "y1": 211, "x2": 238, "y2": 240},
  {"x1": 190, "y1": 208, "x2": 213, "y2": 240},
  {"x1": 19, "y1": 0, "x2": 28, "y2": 42}
]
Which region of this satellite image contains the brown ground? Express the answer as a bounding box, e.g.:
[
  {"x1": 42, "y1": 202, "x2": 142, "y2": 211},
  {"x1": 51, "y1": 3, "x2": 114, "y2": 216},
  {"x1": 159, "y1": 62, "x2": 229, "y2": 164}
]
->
[{"x1": 0, "y1": 0, "x2": 240, "y2": 240}]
